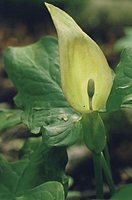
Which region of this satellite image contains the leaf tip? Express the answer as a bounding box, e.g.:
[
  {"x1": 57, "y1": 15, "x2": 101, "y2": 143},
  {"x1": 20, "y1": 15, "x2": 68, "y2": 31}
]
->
[{"x1": 45, "y1": 2, "x2": 52, "y2": 12}]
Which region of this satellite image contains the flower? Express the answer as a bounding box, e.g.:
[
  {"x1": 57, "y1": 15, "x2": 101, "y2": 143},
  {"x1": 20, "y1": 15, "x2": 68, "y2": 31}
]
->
[{"x1": 45, "y1": 3, "x2": 113, "y2": 113}]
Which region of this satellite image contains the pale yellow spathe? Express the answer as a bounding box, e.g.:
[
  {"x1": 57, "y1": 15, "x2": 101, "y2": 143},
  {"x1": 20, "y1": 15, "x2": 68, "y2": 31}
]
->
[{"x1": 45, "y1": 3, "x2": 113, "y2": 113}]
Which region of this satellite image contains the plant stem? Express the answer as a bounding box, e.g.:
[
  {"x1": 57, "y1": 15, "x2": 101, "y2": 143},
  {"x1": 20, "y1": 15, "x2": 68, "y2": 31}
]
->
[
  {"x1": 93, "y1": 152, "x2": 104, "y2": 199},
  {"x1": 103, "y1": 144, "x2": 111, "y2": 168},
  {"x1": 101, "y1": 152, "x2": 115, "y2": 195}
]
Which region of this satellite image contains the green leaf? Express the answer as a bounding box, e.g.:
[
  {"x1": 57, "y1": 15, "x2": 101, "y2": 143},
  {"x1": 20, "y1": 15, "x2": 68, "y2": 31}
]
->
[
  {"x1": 0, "y1": 109, "x2": 22, "y2": 132},
  {"x1": 82, "y1": 112, "x2": 106, "y2": 153},
  {"x1": 17, "y1": 181, "x2": 65, "y2": 200},
  {"x1": 110, "y1": 184, "x2": 132, "y2": 200},
  {"x1": 0, "y1": 143, "x2": 68, "y2": 200},
  {"x1": 4, "y1": 36, "x2": 69, "y2": 133},
  {"x1": 18, "y1": 137, "x2": 42, "y2": 159},
  {"x1": 4, "y1": 36, "x2": 82, "y2": 146},
  {"x1": 107, "y1": 47, "x2": 132, "y2": 111},
  {"x1": 4, "y1": 36, "x2": 63, "y2": 108},
  {"x1": 42, "y1": 108, "x2": 81, "y2": 146}
]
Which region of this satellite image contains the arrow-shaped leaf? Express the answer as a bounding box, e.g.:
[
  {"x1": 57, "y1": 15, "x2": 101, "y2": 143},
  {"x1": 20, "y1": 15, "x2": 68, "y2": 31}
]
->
[{"x1": 107, "y1": 47, "x2": 132, "y2": 111}]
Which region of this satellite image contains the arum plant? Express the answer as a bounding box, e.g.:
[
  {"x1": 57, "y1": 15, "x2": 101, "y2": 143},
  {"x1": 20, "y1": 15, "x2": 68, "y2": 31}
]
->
[
  {"x1": 2, "y1": 2, "x2": 132, "y2": 200},
  {"x1": 46, "y1": 3, "x2": 115, "y2": 199}
]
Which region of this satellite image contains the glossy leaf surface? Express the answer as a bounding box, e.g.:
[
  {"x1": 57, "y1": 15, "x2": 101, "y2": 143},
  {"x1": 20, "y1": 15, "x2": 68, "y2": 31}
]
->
[
  {"x1": 107, "y1": 48, "x2": 132, "y2": 111},
  {"x1": 110, "y1": 184, "x2": 132, "y2": 200},
  {"x1": 4, "y1": 37, "x2": 67, "y2": 133},
  {"x1": 0, "y1": 142, "x2": 68, "y2": 200},
  {"x1": 0, "y1": 109, "x2": 22, "y2": 131},
  {"x1": 82, "y1": 112, "x2": 106, "y2": 153},
  {"x1": 4, "y1": 36, "x2": 81, "y2": 146},
  {"x1": 17, "y1": 182, "x2": 65, "y2": 200}
]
